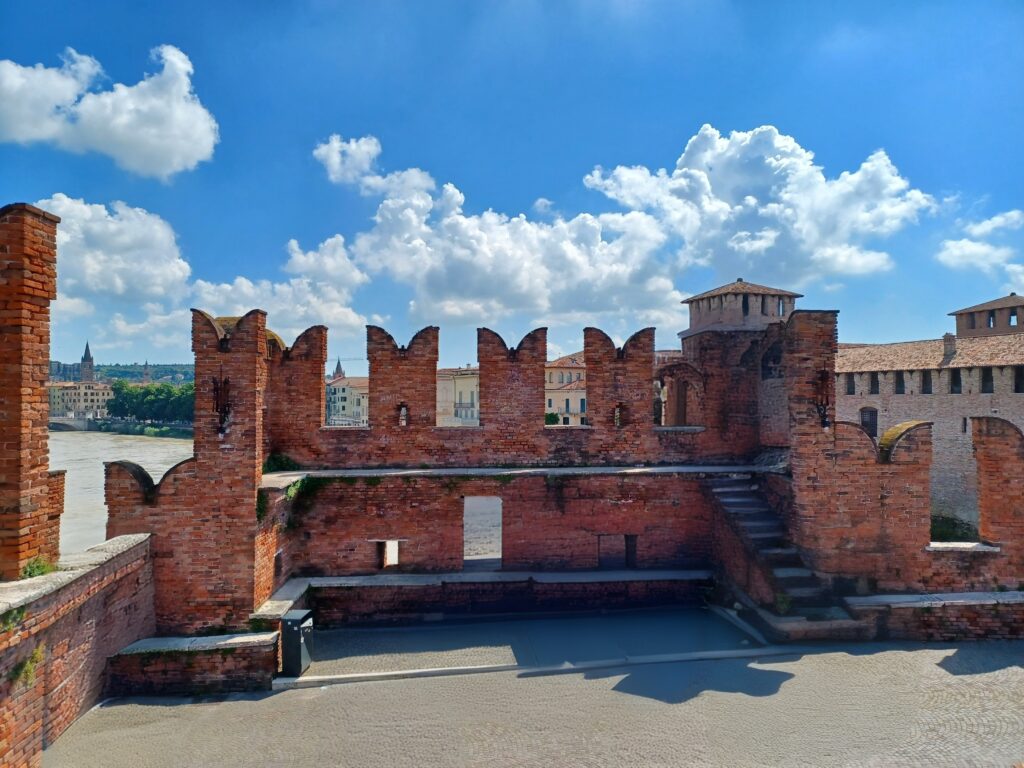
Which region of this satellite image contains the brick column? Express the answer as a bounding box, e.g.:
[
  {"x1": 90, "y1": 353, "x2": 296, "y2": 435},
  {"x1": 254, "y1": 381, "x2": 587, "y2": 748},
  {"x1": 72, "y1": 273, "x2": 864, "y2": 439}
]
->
[{"x1": 0, "y1": 203, "x2": 61, "y2": 580}]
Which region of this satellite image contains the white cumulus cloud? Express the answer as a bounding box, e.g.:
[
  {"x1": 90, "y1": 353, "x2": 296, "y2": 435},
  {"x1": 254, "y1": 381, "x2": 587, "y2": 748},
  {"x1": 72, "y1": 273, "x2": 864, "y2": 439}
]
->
[
  {"x1": 314, "y1": 124, "x2": 934, "y2": 327},
  {"x1": 936, "y1": 239, "x2": 1015, "y2": 273},
  {"x1": 0, "y1": 45, "x2": 218, "y2": 179},
  {"x1": 964, "y1": 209, "x2": 1024, "y2": 238}
]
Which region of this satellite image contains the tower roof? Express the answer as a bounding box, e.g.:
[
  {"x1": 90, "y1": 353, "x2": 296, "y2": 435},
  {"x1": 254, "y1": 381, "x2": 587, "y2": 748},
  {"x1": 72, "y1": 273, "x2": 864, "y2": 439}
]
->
[
  {"x1": 683, "y1": 278, "x2": 802, "y2": 304},
  {"x1": 82, "y1": 341, "x2": 93, "y2": 362},
  {"x1": 948, "y1": 293, "x2": 1023, "y2": 315}
]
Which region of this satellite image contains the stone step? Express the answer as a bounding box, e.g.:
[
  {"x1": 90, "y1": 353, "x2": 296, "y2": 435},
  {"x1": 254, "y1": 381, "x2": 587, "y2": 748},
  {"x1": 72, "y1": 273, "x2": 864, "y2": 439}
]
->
[
  {"x1": 710, "y1": 484, "x2": 759, "y2": 494},
  {"x1": 759, "y1": 549, "x2": 803, "y2": 567},
  {"x1": 723, "y1": 504, "x2": 773, "y2": 514},
  {"x1": 785, "y1": 585, "x2": 832, "y2": 607},
  {"x1": 772, "y1": 567, "x2": 814, "y2": 579},
  {"x1": 715, "y1": 493, "x2": 765, "y2": 504},
  {"x1": 725, "y1": 507, "x2": 775, "y2": 519},
  {"x1": 738, "y1": 518, "x2": 784, "y2": 531}
]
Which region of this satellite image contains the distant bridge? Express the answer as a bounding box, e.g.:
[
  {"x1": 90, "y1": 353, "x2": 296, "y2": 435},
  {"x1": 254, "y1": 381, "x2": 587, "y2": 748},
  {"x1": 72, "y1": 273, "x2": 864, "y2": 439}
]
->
[{"x1": 49, "y1": 417, "x2": 93, "y2": 431}]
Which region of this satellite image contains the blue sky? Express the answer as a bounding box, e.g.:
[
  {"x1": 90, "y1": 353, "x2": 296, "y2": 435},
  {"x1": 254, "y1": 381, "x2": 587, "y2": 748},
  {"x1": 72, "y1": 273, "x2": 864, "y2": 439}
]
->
[{"x1": 2, "y1": 1, "x2": 1022, "y2": 372}]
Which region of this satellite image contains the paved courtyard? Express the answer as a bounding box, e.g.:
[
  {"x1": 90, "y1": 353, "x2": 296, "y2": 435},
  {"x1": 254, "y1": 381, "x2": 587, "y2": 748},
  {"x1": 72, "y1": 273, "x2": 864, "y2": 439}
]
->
[{"x1": 45, "y1": 611, "x2": 1024, "y2": 768}]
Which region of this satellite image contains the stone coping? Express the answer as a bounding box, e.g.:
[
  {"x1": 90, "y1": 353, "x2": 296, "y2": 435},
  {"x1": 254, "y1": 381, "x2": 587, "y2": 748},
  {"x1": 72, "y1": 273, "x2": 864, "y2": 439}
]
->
[
  {"x1": 845, "y1": 590, "x2": 1024, "y2": 610},
  {"x1": 115, "y1": 632, "x2": 279, "y2": 656},
  {"x1": 262, "y1": 464, "x2": 780, "y2": 490},
  {"x1": 924, "y1": 542, "x2": 1002, "y2": 553},
  {"x1": 0, "y1": 534, "x2": 150, "y2": 614},
  {"x1": 252, "y1": 569, "x2": 715, "y2": 621}
]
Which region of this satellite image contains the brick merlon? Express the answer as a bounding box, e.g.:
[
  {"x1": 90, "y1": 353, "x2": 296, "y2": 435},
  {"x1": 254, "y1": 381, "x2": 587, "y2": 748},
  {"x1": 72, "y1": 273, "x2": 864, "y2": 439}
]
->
[{"x1": 0, "y1": 202, "x2": 61, "y2": 223}]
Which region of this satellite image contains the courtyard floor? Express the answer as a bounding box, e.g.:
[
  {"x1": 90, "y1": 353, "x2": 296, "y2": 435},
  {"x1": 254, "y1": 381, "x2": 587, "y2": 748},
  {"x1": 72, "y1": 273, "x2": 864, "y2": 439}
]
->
[{"x1": 44, "y1": 611, "x2": 1024, "y2": 767}]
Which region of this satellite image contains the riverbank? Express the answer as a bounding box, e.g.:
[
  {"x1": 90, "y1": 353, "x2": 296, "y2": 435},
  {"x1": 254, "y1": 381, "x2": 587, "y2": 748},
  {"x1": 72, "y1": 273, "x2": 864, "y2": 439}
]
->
[{"x1": 56, "y1": 420, "x2": 194, "y2": 439}]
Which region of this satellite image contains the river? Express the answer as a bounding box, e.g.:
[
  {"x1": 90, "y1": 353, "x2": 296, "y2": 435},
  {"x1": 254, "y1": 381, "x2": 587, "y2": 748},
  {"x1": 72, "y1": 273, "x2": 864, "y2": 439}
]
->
[{"x1": 50, "y1": 432, "x2": 193, "y2": 554}]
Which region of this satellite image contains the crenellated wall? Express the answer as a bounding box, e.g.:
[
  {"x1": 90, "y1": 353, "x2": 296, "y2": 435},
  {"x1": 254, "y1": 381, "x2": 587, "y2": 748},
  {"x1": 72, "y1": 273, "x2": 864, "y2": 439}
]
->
[{"x1": 105, "y1": 310, "x2": 269, "y2": 634}]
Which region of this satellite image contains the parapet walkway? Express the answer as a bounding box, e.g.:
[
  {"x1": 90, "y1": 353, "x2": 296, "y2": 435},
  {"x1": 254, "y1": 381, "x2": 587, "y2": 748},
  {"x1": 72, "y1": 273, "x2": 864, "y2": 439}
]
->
[{"x1": 262, "y1": 462, "x2": 784, "y2": 489}]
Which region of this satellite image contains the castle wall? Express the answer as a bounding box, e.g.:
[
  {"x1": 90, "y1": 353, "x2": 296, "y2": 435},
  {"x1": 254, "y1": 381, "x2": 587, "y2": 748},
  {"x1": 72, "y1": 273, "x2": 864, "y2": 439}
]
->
[
  {"x1": 0, "y1": 536, "x2": 153, "y2": 768},
  {"x1": 837, "y1": 366, "x2": 1024, "y2": 523}
]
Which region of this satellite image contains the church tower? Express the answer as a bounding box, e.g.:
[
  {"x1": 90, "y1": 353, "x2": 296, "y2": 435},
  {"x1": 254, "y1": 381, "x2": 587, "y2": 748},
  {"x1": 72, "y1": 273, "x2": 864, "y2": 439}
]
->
[
  {"x1": 80, "y1": 341, "x2": 94, "y2": 382},
  {"x1": 333, "y1": 358, "x2": 344, "y2": 379},
  {"x1": 142, "y1": 359, "x2": 151, "y2": 384}
]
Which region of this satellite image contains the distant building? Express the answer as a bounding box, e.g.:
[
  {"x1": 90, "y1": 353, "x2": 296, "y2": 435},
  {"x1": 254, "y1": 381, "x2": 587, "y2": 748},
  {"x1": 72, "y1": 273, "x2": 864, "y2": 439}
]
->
[
  {"x1": 836, "y1": 292, "x2": 1024, "y2": 523},
  {"x1": 80, "y1": 341, "x2": 94, "y2": 383},
  {"x1": 326, "y1": 374, "x2": 369, "y2": 426},
  {"x1": 436, "y1": 366, "x2": 480, "y2": 426},
  {"x1": 47, "y1": 379, "x2": 113, "y2": 418},
  {"x1": 544, "y1": 352, "x2": 587, "y2": 426}
]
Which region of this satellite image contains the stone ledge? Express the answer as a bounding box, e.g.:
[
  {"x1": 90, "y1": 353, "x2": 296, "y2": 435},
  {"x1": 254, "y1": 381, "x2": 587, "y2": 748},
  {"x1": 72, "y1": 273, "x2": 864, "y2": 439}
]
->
[
  {"x1": 0, "y1": 534, "x2": 150, "y2": 614},
  {"x1": 116, "y1": 632, "x2": 278, "y2": 655},
  {"x1": 654, "y1": 426, "x2": 707, "y2": 433},
  {"x1": 925, "y1": 542, "x2": 1001, "y2": 554},
  {"x1": 262, "y1": 463, "x2": 781, "y2": 489},
  {"x1": 846, "y1": 590, "x2": 1024, "y2": 610}
]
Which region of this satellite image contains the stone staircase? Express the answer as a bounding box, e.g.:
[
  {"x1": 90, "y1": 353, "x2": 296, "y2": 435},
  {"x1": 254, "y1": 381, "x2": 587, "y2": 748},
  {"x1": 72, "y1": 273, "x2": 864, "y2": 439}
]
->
[{"x1": 707, "y1": 474, "x2": 872, "y2": 642}]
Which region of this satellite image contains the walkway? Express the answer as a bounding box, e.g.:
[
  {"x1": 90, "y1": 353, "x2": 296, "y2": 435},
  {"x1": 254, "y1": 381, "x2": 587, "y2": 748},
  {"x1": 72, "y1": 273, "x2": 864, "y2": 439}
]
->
[
  {"x1": 305, "y1": 607, "x2": 757, "y2": 676},
  {"x1": 45, "y1": 640, "x2": 1024, "y2": 767}
]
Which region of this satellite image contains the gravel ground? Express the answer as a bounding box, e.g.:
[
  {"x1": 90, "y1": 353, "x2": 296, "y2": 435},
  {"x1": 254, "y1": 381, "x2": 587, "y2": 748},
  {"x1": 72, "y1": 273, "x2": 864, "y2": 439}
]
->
[{"x1": 45, "y1": 640, "x2": 1024, "y2": 768}]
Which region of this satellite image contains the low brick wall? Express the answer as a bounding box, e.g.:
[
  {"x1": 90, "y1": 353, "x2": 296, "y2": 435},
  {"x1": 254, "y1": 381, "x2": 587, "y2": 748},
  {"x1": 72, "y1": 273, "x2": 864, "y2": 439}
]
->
[
  {"x1": 106, "y1": 633, "x2": 279, "y2": 697},
  {"x1": 847, "y1": 592, "x2": 1024, "y2": 641},
  {"x1": 0, "y1": 535, "x2": 154, "y2": 768},
  {"x1": 306, "y1": 575, "x2": 710, "y2": 627}
]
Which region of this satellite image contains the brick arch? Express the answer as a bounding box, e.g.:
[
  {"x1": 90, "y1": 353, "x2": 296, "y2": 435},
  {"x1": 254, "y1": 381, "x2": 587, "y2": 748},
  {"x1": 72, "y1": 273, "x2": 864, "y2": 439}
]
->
[{"x1": 657, "y1": 361, "x2": 705, "y2": 427}]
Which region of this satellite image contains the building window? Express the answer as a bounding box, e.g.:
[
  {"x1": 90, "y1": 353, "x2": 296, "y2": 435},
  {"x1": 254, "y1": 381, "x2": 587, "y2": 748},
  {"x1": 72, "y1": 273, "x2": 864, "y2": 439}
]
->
[
  {"x1": 547, "y1": 398, "x2": 552, "y2": 408},
  {"x1": 987, "y1": 310, "x2": 996, "y2": 329},
  {"x1": 968, "y1": 313, "x2": 976, "y2": 330},
  {"x1": 558, "y1": 372, "x2": 564, "y2": 384},
  {"x1": 777, "y1": 297, "x2": 784, "y2": 316},
  {"x1": 894, "y1": 371, "x2": 905, "y2": 395},
  {"x1": 981, "y1": 367, "x2": 994, "y2": 394},
  {"x1": 761, "y1": 295, "x2": 768, "y2": 315},
  {"x1": 548, "y1": 372, "x2": 553, "y2": 383},
  {"x1": 869, "y1": 372, "x2": 880, "y2": 394},
  {"x1": 564, "y1": 398, "x2": 570, "y2": 413},
  {"x1": 1010, "y1": 308, "x2": 1019, "y2": 327},
  {"x1": 859, "y1": 407, "x2": 878, "y2": 438},
  {"x1": 1016, "y1": 366, "x2": 1024, "y2": 394},
  {"x1": 580, "y1": 398, "x2": 586, "y2": 413},
  {"x1": 742, "y1": 294, "x2": 749, "y2": 316},
  {"x1": 845, "y1": 373, "x2": 856, "y2": 395},
  {"x1": 921, "y1": 370, "x2": 933, "y2": 394},
  {"x1": 950, "y1": 369, "x2": 962, "y2": 394},
  {"x1": 575, "y1": 372, "x2": 581, "y2": 381},
  {"x1": 562, "y1": 417, "x2": 569, "y2": 425}
]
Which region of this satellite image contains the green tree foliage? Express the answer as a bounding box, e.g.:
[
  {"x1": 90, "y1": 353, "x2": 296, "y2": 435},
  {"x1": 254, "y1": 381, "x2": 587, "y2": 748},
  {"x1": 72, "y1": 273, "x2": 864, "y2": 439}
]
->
[
  {"x1": 544, "y1": 412, "x2": 560, "y2": 425},
  {"x1": 108, "y1": 380, "x2": 195, "y2": 423}
]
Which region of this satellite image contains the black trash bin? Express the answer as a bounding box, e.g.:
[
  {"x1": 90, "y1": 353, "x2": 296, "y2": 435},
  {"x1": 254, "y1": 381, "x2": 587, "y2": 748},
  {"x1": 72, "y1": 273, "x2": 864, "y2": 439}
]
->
[{"x1": 281, "y1": 609, "x2": 314, "y2": 677}]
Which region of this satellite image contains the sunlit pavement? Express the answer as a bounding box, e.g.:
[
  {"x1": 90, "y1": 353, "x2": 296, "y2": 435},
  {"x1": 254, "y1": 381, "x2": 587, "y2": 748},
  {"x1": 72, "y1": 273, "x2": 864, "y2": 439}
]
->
[{"x1": 44, "y1": 610, "x2": 1024, "y2": 768}]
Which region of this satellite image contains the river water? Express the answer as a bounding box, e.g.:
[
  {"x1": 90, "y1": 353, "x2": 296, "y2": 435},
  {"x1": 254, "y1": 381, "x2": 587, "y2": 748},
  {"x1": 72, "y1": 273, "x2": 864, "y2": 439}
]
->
[{"x1": 50, "y1": 432, "x2": 193, "y2": 554}]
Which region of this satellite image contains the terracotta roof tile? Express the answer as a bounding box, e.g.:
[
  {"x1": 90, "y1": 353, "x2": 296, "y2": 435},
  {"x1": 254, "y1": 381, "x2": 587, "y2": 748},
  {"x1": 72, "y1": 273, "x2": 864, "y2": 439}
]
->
[
  {"x1": 685, "y1": 279, "x2": 802, "y2": 303},
  {"x1": 836, "y1": 334, "x2": 1024, "y2": 372},
  {"x1": 547, "y1": 352, "x2": 585, "y2": 368},
  {"x1": 949, "y1": 293, "x2": 1024, "y2": 315}
]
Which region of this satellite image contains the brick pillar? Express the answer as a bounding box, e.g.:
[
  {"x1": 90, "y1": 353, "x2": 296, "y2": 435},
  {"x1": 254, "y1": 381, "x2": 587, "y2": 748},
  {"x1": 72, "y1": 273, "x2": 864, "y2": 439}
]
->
[
  {"x1": 784, "y1": 310, "x2": 839, "y2": 553},
  {"x1": 0, "y1": 203, "x2": 61, "y2": 580}
]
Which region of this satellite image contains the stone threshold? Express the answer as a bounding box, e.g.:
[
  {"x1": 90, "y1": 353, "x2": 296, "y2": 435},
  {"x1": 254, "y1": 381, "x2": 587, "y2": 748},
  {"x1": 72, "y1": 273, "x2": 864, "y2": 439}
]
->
[
  {"x1": 252, "y1": 569, "x2": 714, "y2": 622},
  {"x1": 262, "y1": 463, "x2": 781, "y2": 490},
  {"x1": 115, "y1": 632, "x2": 279, "y2": 656},
  {"x1": 845, "y1": 590, "x2": 1024, "y2": 610}
]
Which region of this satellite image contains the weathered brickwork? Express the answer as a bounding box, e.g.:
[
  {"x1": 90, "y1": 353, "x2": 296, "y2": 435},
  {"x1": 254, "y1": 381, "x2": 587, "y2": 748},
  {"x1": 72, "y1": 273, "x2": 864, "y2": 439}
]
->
[
  {"x1": 850, "y1": 601, "x2": 1024, "y2": 641},
  {"x1": 0, "y1": 537, "x2": 153, "y2": 768},
  {"x1": 837, "y1": 371, "x2": 1024, "y2": 522},
  {"x1": 105, "y1": 642, "x2": 277, "y2": 697},
  {"x1": 0, "y1": 204, "x2": 63, "y2": 580},
  {"x1": 106, "y1": 310, "x2": 269, "y2": 634},
  {"x1": 309, "y1": 579, "x2": 706, "y2": 627}
]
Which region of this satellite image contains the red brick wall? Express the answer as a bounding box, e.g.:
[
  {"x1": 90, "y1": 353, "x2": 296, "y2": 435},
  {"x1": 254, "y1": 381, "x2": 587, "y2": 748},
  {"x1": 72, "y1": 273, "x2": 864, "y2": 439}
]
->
[
  {"x1": 105, "y1": 643, "x2": 276, "y2": 696},
  {"x1": 309, "y1": 579, "x2": 706, "y2": 627},
  {"x1": 0, "y1": 204, "x2": 63, "y2": 580},
  {"x1": 105, "y1": 310, "x2": 268, "y2": 634},
  {"x1": 851, "y1": 602, "x2": 1024, "y2": 641},
  {"x1": 41, "y1": 471, "x2": 65, "y2": 564},
  {"x1": 261, "y1": 321, "x2": 782, "y2": 469},
  {"x1": 973, "y1": 417, "x2": 1024, "y2": 570},
  {"x1": 270, "y1": 473, "x2": 714, "y2": 578},
  {"x1": 0, "y1": 536, "x2": 153, "y2": 768}
]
